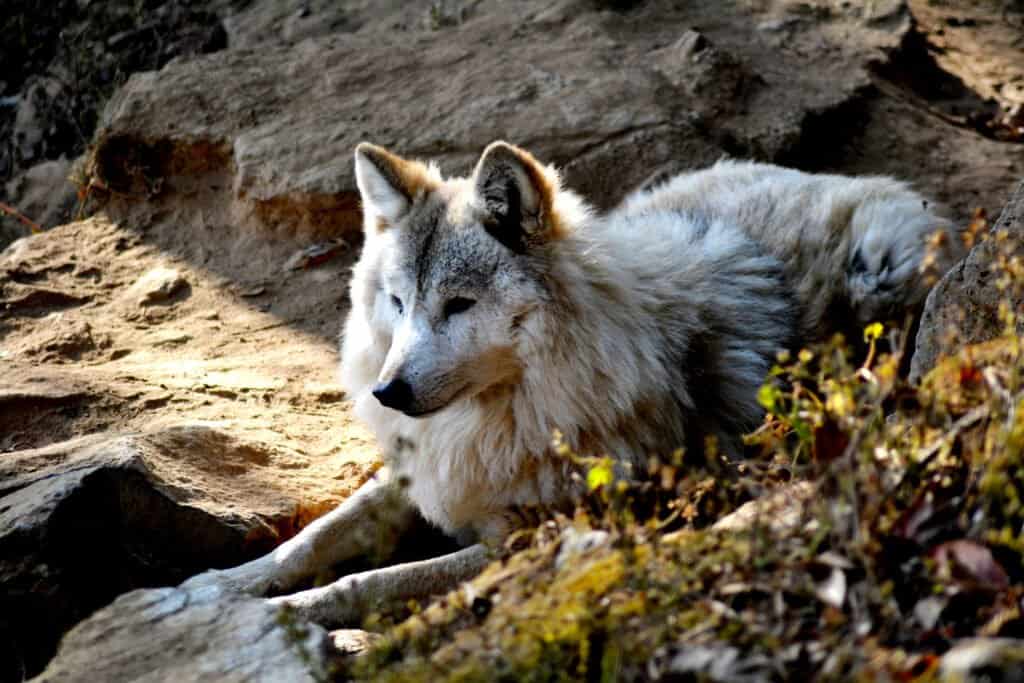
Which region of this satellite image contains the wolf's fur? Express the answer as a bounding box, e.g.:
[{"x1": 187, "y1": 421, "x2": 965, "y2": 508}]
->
[
  {"x1": 616, "y1": 160, "x2": 963, "y2": 337},
  {"x1": 184, "y1": 143, "x2": 959, "y2": 628},
  {"x1": 340, "y1": 142, "x2": 796, "y2": 538}
]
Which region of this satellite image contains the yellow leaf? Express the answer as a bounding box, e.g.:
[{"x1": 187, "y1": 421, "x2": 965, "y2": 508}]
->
[
  {"x1": 826, "y1": 391, "x2": 853, "y2": 417},
  {"x1": 587, "y1": 463, "x2": 614, "y2": 490}
]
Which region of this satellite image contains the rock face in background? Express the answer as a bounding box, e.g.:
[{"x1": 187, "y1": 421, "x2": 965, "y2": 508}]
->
[
  {"x1": 911, "y1": 181, "x2": 1024, "y2": 382},
  {"x1": 92, "y1": 0, "x2": 906, "y2": 237},
  {"x1": 0, "y1": 0, "x2": 233, "y2": 246}
]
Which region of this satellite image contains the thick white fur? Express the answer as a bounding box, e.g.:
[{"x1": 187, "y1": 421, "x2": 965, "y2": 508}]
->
[
  {"x1": 341, "y1": 146, "x2": 794, "y2": 538},
  {"x1": 616, "y1": 160, "x2": 962, "y2": 334}
]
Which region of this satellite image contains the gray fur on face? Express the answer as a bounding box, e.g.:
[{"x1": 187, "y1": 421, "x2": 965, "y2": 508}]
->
[{"x1": 373, "y1": 191, "x2": 545, "y2": 416}]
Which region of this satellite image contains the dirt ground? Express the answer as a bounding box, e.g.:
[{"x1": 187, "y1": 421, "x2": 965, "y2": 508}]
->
[{"x1": 0, "y1": 209, "x2": 379, "y2": 516}]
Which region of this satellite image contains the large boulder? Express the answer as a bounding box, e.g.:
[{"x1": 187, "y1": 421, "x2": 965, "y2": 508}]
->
[
  {"x1": 911, "y1": 180, "x2": 1024, "y2": 382},
  {"x1": 0, "y1": 427, "x2": 334, "y2": 682},
  {"x1": 32, "y1": 585, "x2": 333, "y2": 682}
]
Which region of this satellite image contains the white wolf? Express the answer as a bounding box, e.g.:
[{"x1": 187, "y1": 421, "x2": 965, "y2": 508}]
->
[{"x1": 184, "y1": 143, "x2": 960, "y2": 626}]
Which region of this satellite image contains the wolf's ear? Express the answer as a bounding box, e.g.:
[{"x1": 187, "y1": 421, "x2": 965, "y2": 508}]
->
[
  {"x1": 354, "y1": 143, "x2": 435, "y2": 229},
  {"x1": 472, "y1": 142, "x2": 557, "y2": 252}
]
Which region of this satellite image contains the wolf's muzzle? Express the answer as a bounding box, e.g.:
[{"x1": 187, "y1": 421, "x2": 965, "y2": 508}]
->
[{"x1": 373, "y1": 378, "x2": 415, "y2": 412}]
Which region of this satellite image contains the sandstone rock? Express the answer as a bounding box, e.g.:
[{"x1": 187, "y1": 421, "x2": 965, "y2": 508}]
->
[
  {"x1": 0, "y1": 284, "x2": 91, "y2": 317},
  {"x1": 125, "y1": 266, "x2": 188, "y2": 306},
  {"x1": 0, "y1": 427, "x2": 317, "y2": 682},
  {"x1": 93, "y1": 1, "x2": 908, "y2": 238},
  {"x1": 911, "y1": 180, "x2": 1024, "y2": 382},
  {"x1": 0, "y1": 382, "x2": 97, "y2": 452},
  {"x1": 33, "y1": 586, "x2": 332, "y2": 682},
  {"x1": 10, "y1": 318, "x2": 109, "y2": 362}
]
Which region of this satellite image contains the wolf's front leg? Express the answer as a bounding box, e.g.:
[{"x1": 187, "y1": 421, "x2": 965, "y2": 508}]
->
[
  {"x1": 182, "y1": 467, "x2": 418, "y2": 597},
  {"x1": 269, "y1": 543, "x2": 491, "y2": 627}
]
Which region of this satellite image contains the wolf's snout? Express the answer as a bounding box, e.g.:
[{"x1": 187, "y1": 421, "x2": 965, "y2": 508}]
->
[{"x1": 373, "y1": 378, "x2": 414, "y2": 411}]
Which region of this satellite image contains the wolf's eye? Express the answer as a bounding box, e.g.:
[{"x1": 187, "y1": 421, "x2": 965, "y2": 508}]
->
[
  {"x1": 390, "y1": 295, "x2": 404, "y2": 315},
  {"x1": 443, "y1": 297, "x2": 476, "y2": 319}
]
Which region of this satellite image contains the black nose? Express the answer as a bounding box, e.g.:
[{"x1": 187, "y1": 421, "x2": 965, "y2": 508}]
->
[{"x1": 372, "y1": 378, "x2": 414, "y2": 411}]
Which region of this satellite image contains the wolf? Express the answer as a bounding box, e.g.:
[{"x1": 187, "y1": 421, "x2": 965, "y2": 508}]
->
[
  {"x1": 615, "y1": 160, "x2": 962, "y2": 339},
  {"x1": 183, "y1": 143, "x2": 959, "y2": 627}
]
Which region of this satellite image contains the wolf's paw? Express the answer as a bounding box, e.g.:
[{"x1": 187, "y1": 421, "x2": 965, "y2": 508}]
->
[
  {"x1": 268, "y1": 578, "x2": 364, "y2": 628},
  {"x1": 180, "y1": 557, "x2": 283, "y2": 598}
]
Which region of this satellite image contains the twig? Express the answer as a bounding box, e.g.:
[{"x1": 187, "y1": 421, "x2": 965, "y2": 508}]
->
[
  {"x1": 0, "y1": 201, "x2": 42, "y2": 233},
  {"x1": 893, "y1": 404, "x2": 990, "y2": 492}
]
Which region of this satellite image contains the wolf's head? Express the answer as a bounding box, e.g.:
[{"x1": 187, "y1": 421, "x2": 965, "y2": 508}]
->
[{"x1": 349, "y1": 141, "x2": 586, "y2": 417}]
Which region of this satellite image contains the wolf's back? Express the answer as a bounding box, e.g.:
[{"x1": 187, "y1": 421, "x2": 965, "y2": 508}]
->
[
  {"x1": 616, "y1": 160, "x2": 961, "y2": 338},
  {"x1": 586, "y1": 209, "x2": 796, "y2": 457}
]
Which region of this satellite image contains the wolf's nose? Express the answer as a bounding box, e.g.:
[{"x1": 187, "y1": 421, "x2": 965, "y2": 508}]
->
[{"x1": 372, "y1": 379, "x2": 414, "y2": 411}]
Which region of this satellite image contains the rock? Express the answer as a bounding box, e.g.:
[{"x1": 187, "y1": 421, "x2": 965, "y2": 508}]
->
[
  {"x1": 648, "y1": 643, "x2": 775, "y2": 683},
  {"x1": 911, "y1": 180, "x2": 1024, "y2": 382},
  {"x1": 0, "y1": 382, "x2": 97, "y2": 452},
  {"x1": 282, "y1": 240, "x2": 349, "y2": 272},
  {"x1": 555, "y1": 527, "x2": 610, "y2": 570},
  {"x1": 33, "y1": 586, "x2": 332, "y2": 682},
  {"x1": 224, "y1": 0, "x2": 370, "y2": 48},
  {"x1": 10, "y1": 318, "x2": 109, "y2": 362},
  {"x1": 125, "y1": 266, "x2": 188, "y2": 306},
  {"x1": 3, "y1": 157, "x2": 78, "y2": 233},
  {"x1": 0, "y1": 284, "x2": 91, "y2": 317},
  {"x1": 150, "y1": 329, "x2": 193, "y2": 347},
  {"x1": 329, "y1": 629, "x2": 382, "y2": 658},
  {"x1": 939, "y1": 638, "x2": 1024, "y2": 682},
  {"x1": 93, "y1": 1, "x2": 907, "y2": 238},
  {"x1": 12, "y1": 77, "x2": 63, "y2": 165},
  {"x1": 711, "y1": 481, "x2": 817, "y2": 534},
  {"x1": 0, "y1": 0, "x2": 231, "y2": 251},
  {"x1": 0, "y1": 427, "x2": 320, "y2": 682}
]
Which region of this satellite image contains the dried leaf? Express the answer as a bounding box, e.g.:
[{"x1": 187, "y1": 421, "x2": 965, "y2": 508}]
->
[
  {"x1": 813, "y1": 416, "x2": 850, "y2": 465},
  {"x1": 931, "y1": 540, "x2": 1010, "y2": 591},
  {"x1": 892, "y1": 483, "x2": 959, "y2": 547}
]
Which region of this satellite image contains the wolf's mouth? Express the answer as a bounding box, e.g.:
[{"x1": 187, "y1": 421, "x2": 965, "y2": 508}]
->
[
  {"x1": 401, "y1": 406, "x2": 444, "y2": 418},
  {"x1": 400, "y1": 384, "x2": 470, "y2": 418}
]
